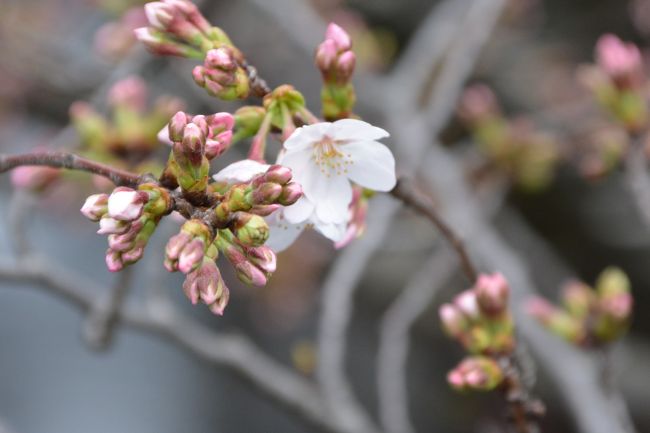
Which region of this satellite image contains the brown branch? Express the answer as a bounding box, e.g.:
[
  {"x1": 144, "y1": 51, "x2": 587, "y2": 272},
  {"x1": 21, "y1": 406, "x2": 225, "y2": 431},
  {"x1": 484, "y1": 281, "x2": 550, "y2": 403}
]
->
[
  {"x1": 0, "y1": 151, "x2": 142, "y2": 187},
  {"x1": 391, "y1": 177, "x2": 478, "y2": 282}
]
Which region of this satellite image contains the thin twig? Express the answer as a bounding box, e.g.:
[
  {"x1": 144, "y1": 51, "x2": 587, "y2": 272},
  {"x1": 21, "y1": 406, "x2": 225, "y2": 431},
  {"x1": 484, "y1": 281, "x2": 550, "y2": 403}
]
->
[
  {"x1": 0, "y1": 152, "x2": 142, "y2": 187},
  {"x1": 83, "y1": 267, "x2": 134, "y2": 350},
  {"x1": 377, "y1": 249, "x2": 457, "y2": 433},
  {"x1": 391, "y1": 177, "x2": 478, "y2": 282},
  {"x1": 623, "y1": 135, "x2": 650, "y2": 229}
]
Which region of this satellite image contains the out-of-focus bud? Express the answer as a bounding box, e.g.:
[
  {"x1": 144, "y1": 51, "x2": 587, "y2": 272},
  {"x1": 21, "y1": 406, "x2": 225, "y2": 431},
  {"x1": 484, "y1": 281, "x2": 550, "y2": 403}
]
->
[
  {"x1": 454, "y1": 290, "x2": 481, "y2": 320},
  {"x1": 183, "y1": 258, "x2": 230, "y2": 315},
  {"x1": 596, "y1": 34, "x2": 643, "y2": 86},
  {"x1": 475, "y1": 272, "x2": 510, "y2": 316},
  {"x1": 81, "y1": 194, "x2": 110, "y2": 221},
  {"x1": 108, "y1": 76, "x2": 148, "y2": 112},
  {"x1": 326, "y1": 23, "x2": 352, "y2": 51},
  {"x1": 458, "y1": 84, "x2": 499, "y2": 125},
  {"x1": 107, "y1": 187, "x2": 148, "y2": 221},
  {"x1": 439, "y1": 303, "x2": 468, "y2": 337},
  {"x1": 232, "y1": 213, "x2": 270, "y2": 247},
  {"x1": 447, "y1": 356, "x2": 504, "y2": 392},
  {"x1": 561, "y1": 280, "x2": 594, "y2": 319},
  {"x1": 134, "y1": 27, "x2": 202, "y2": 57},
  {"x1": 596, "y1": 267, "x2": 630, "y2": 298},
  {"x1": 10, "y1": 166, "x2": 60, "y2": 192},
  {"x1": 526, "y1": 296, "x2": 585, "y2": 344}
]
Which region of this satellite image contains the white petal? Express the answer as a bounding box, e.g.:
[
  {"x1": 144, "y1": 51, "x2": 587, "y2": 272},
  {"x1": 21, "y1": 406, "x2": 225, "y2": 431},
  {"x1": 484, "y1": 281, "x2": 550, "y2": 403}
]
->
[
  {"x1": 331, "y1": 119, "x2": 389, "y2": 141},
  {"x1": 157, "y1": 125, "x2": 172, "y2": 146},
  {"x1": 283, "y1": 196, "x2": 315, "y2": 224},
  {"x1": 345, "y1": 141, "x2": 396, "y2": 191},
  {"x1": 213, "y1": 159, "x2": 270, "y2": 183},
  {"x1": 311, "y1": 175, "x2": 352, "y2": 224},
  {"x1": 265, "y1": 212, "x2": 306, "y2": 252},
  {"x1": 313, "y1": 219, "x2": 348, "y2": 243},
  {"x1": 283, "y1": 123, "x2": 332, "y2": 151}
]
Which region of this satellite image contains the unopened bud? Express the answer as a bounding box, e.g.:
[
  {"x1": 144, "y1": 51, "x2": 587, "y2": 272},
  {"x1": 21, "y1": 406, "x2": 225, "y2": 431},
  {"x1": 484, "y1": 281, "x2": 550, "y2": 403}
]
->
[
  {"x1": 561, "y1": 280, "x2": 594, "y2": 319},
  {"x1": 252, "y1": 182, "x2": 283, "y2": 205},
  {"x1": 169, "y1": 111, "x2": 189, "y2": 142},
  {"x1": 325, "y1": 23, "x2": 352, "y2": 51},
  {"x1": 278, "y1": 183, "x2": 303, "y2": 206},
  {"x1": 475, "y1": 272, "x2": 510, "y2": 316},
  {"x1": 447, "y1": 356, "x2": 504, "y2": 392},
  {"x1": 244, "y1": 245, "x2": 277, "y2": 274},
  {"x1": 232, "y1": 213, "x2": 270, "y2": 247},
  {"x1": 98, "y1": 216, "x2": 130, "y2": 235},
  {"x1": 81, "y1": 194, "x2": 109, "y2": 221},
  {"x1": 439, "y1": 303, "x2": 468, "y2": 337},
  {"x1": 454, "y1": 290, "x2": 480, "y2": 320},
  {"x1": 108, "y1": 187, "x2": 147, "y2": 221}
]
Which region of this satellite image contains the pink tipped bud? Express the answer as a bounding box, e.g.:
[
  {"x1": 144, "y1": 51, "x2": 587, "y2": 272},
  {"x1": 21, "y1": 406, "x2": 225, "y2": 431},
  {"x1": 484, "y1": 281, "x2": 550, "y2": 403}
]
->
[
  {"x1": 144, "y1": 2, "x2": 174, "y2": 29},
  {"x1": 178, "y1": 238, "x2": 205, "y2": 273},
  {"x1": 98, "y1": 216, "x2": 130, "y2": 235},
  {"x1": 107, "y1": 187, "x2": 147, "y2": 221},
  {"x1": 81, "y1": 194, "x2": 109, "y2": 221},
  {"x1": 205, "y1": 48, "x2": 236, "y2": 70},
  {"x1": 250, "y1": 204, "x2": 281, "y2": 217},
  {"x1": 105, "y1": 249, "x2": 125, "y2": 272},
  {"x1": 454, "y1": 290, "x2": 480, "y2": 319},
  {"x1": 336, "y1": 51, "x2": 356, "y2": 81},
  {"x1": 168, "y1": 111, "x2": 189, "y2": 143},
  {"x1": 244, "y1": 245, "x2": 277, "y2": 274},
  {"x1": 252, "y1": 183, "x2": 283, "y2": 205},
  {"x1": 11, "y1": 166, "x2": 60, "y2": 192},
  {"x1": 325, "y1": 23, "x2": 352, "y2": 51},
  {"x1": 439, "y1": 303, "x2": 467, "y2": 337},
  {"x1": 122, "y1": 245, "x2": 145, "y2": 264},
  {"x1": 183, "y1": 259, "x2": 230, "y2": 314},
  {"x1": 263, "y1": 165, "x2": 293, "y2": 185},
  {"x1": 458, "y1": 84, "x2": 498, "y2": 124},
  {"x1": 279, "y1": 183, "x2": 303, "y2": 206},
  {"x1": 525, "y1": 296, "x2": 557, "y2": 324},
  {"x1": 108, "y1": 76, "x2": 148, "y2": 112},
  {"x1": 205, "y1": 138, "x2": 228, "y2": 160},
  {"x1": 475, "y1": 272, "x2": 510, "y2": 316},
  {"x1": 192, "y1": 66, "x2": 206, "y2": 85},
  {"x1": 601, "y1": 293, "x2": 633, "y2": 321},
  {"x1": 316, "y1": 39, "x2": 338, "y2": 72},
  {"x1": 208, "y1": 112, "x2": 235, "y2": 132},
  {"x1": 181, "y1": 122, "x2": 205, "y2": 157},
  {"x1": 448, "y1": 357, "x2": 504, "y2": 392},
  {"x1": 596, "y1": 34, "x2": 642, "y2": 80},
  {"x1": 235, "y1": 261, "x2": 268, "y2": 286}
]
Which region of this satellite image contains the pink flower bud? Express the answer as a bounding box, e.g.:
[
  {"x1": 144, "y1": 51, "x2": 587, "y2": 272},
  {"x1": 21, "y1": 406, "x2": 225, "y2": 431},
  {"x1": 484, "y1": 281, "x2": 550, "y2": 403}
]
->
[
  {"x1": 81, "y1": 194, "x2": 109, "y2": 221},
  {"x1": 108, "y1": 187, "x2": 147, "y2": 221},
  {"x1": 166, "y1": 232, "x2": 191, "y2": 261},
  {"x1": 108, "y1": 76, "x2": 148, "y2": 112},
  {"x1": 263, "y1": 165, "x2": 293, "y2": 185},
  {"x1": 122, "y1": 245, "x2": 145, "y2": 264},
  {"x1": 106, "y1": 249, "x2": 125, "y2": 272},
  {"x1": 475, "y1": 272, "x2": 510, "y2": 316},
  {"x1": 144, "y1": 2, "x2": 174, "y2": 30},
  {"x1": 525, "y1": 296, "x2": 557, "y2": 324},
  {"x1": 98, "y1": 216, "x2": 129, "y2": 235},
  {"x1": 325, "y1": 23, "x2": 352, "y2": 51},
  {"x1": 278, "y1": 183, "x2": 303, "y2": 206},
  {"x1": 205, "y1": 48, "x2": 236, "y2": 71},
  {"x1": 454, "y1": 290, "x2": 480, "y2": 319},
  {"x1": 235, "y1": 261, "x2": 268, "y2": 287},
  {"x1": 447, "y1": 357, "x2": 504, "y2": 392},
  {"x1": 596, "y1": 34, "x2": 642, "y2": 80},
  {"x1": 183, "y1": 259, "x2": 230, "y2": 314},
  {"x1": 252, "y1": 183, "x2": 283, "y2": 205},
  {"x1": 178, "y1": 238, "x2": 205, "y2": 273},
  {"x1": 244, "y1": 245, "x2": 277, "y2": 274},
  {"x1": 336, "y1": 51, "x2": 356, "y2": 82},
  {"x1": 316, "y1": 39, "x2": 338, "y2": 72},
  {"x1": 192, "y1": 66, "x2": 206, "y2": 85},
  {"x1": 181, "y1": 123, "x2": 206, "y2": 161},
  {"x1": 11, "y1": 164, "x2": 60, "y2": 192},
  {"x1": 169, "y1": 111, "x2": 189, "y2": 142},
  {"x1": 600, "y1": 293, "x2": 633, "y2": 321},
  {"x1": 250, "y1": 204, "x2": 281, "y2": 217},
  {"x1": 208, "y1": 112, "x2": 235, "y2": 132},
  {"x1": 439, "y1": 304, "x2": 467, "y2": 337}
]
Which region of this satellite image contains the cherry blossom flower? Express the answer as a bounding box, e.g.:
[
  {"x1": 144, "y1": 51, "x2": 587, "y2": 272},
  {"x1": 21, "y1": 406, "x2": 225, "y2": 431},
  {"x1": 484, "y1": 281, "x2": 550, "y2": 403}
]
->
[{"x1": 278, "y1": 119, "x2": 395, "y2": 225}]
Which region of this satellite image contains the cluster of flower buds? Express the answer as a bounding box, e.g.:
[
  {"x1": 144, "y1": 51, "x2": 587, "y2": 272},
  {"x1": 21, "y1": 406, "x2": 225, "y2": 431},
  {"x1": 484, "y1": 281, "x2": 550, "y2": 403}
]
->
[
  {"x1": 183, "y1": 242, "x2": 229, "y2": 315},
  {"x1": 578, "y1": 126, "x2": 629, "y2": 180},
  {"x1": 164, "y1": 219, "x2": 229, "y2": 314},
  {"x1": 161, "y1": 111, "x2": 235, "y2": 197},
  {"x1": 212, "y1": 164, "x2": 303, "y2": 225},
  {"x1": 440, "y1": 273, "x2": 514, "y2": 392},
  {"x1": 578, "y1": 34, "x2": 647, "y2": 132},
  {"x1": 447, "y1": 356, "x2": 504, "y2": 392},
  {"x1": 81, "y1": 184, "x2": 172, "y2": 271},
  {"x1": 136, "y1": 1, "x2": 251, "y2": 101},
  {"x1": 316, "y1": 23, "x2": 357, "y2": 120},
  {"x1": 70, "y1": 77, "x2": 183, "y2": 185},
  {"x1": 192, "y1": 47, "x2": 250, "y2": 101},
  {"x1": 527, "y1": 267, "x2": 633, "y2": 347},
  {"x1": 458, "y1": 84, "x2": 560, "y2": 192},
  {"x1": 215, "y1": 228, "x2": 277, "y2": 287},
  {"x1": 136, "y1": 0, "x2": 231, "y2": 57}
]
